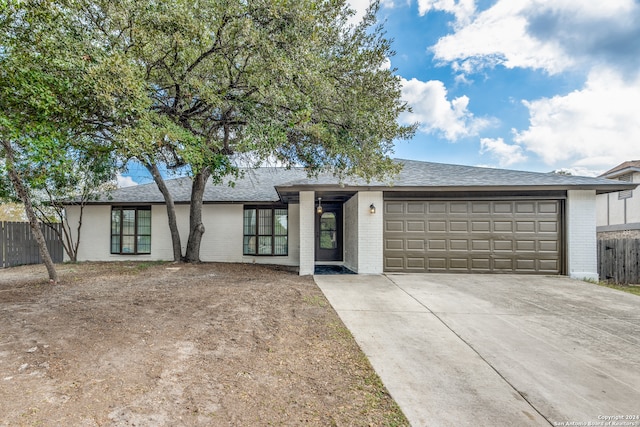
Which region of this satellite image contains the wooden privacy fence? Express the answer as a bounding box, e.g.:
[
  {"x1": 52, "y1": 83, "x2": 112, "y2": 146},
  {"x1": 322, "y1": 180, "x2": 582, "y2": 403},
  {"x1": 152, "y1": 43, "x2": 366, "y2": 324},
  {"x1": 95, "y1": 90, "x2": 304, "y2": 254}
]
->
[
  {"x1": 1, "y1": 222, "x2": 63, "y2": 268},
  {"x1": 598, "y1": 238, "x2": 640, "y2": 285}
]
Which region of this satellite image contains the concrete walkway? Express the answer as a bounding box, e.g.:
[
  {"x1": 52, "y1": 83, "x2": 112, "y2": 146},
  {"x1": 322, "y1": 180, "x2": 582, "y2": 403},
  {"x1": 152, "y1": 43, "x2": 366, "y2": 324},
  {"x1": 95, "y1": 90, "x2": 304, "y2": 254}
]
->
[{"x1": 314, "y1": 274, "x2": 640, "y2": 427}]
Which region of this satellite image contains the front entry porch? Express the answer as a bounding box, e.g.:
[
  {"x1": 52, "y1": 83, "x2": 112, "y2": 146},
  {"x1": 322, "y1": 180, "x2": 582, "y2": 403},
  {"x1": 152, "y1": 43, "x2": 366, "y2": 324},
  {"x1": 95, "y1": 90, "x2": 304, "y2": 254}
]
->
[{"x1": 298, "y1": 190, "x2": 383, "y2": 276}]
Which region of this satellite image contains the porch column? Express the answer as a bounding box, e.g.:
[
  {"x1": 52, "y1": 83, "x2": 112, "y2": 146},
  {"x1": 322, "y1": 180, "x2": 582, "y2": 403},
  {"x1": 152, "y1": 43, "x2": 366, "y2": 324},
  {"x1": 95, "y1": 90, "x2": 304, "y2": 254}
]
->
[
  {"x1": 299, "y1": 191, "x2": 315, "y2": 275},
  {"x1": 566, "y1": 190, "x2": 598, "y2": 280},
  {"x1": 357, "y1": 191, "x2": 384, "y2": 274}
]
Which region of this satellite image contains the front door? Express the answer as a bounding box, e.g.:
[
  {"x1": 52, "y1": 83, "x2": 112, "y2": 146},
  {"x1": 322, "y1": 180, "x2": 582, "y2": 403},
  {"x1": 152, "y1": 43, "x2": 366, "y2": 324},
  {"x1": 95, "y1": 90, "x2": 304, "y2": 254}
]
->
[{"x1": 315, "y1": 204, "x2": 343, "y2": 262}]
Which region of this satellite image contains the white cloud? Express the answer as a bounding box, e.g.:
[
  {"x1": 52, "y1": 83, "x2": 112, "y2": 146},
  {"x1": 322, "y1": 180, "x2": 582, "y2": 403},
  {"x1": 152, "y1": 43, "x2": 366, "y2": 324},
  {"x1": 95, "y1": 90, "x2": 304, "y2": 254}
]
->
[
  {"x1": 400, "y1": 77, "x2": 493, "y2": 141},
  {"x1": 430, "y1": 0, "x2": 640, "y2": 76},
  {"x1": 431, "y1": 0, "x2": 570, "y2": 74},
  {"x1": 417, "y1": 0, "x2": 476, "y2": 26},
  {"x1": 479, "y1": 137, "x2": 527, "y2": 166},
  {"x1": 513, "y1": 68, "x2": 640, "y2": 171},
  {"x1": 116, "y1": 174, "x2": 138, "y2": 188}
]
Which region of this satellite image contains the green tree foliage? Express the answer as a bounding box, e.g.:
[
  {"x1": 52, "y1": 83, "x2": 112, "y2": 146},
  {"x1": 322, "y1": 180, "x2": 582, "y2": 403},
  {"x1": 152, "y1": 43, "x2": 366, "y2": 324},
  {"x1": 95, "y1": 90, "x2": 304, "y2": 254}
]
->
[
  {"x1": 67, "y1": 0, "x2": 415, "y2": 262},
  {"x1": 3, "y1": 0, "x2": 416, "y2": 265},
  {"x1": 0, "y1": 1, "x2": 125, "y2": 281}
]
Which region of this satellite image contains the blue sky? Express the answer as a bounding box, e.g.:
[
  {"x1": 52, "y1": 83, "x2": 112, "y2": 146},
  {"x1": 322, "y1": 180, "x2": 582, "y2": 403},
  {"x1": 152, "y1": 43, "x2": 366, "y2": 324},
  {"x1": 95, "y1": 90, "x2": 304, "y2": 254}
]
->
[
  {"x1": 119, "y1": 0, "x2": 640, "y2": 186},
  {"x1": 350, "y1": 0, "x2": 640, "y2": 176}
]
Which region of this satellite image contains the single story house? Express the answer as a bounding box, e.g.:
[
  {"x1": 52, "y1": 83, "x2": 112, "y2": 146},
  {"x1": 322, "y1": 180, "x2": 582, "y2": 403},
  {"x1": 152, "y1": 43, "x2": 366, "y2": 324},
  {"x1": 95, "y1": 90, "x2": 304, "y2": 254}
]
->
[
  {"x1": 64, "y1": 159, "x2": 637, "y2": 279},
  {"x1": 596, "y1": 160, "x2": 640, "y2": 238}
]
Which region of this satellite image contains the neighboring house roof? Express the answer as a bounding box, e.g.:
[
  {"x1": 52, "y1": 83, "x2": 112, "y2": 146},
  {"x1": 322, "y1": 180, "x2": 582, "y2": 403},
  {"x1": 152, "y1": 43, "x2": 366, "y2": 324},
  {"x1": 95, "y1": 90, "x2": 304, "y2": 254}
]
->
[
  {"x1": 80, "y1": 159, "x2": 636, "y2": 205},
  {"x1": 599, "y1": 160, "x2": 640, "y2": 179}
]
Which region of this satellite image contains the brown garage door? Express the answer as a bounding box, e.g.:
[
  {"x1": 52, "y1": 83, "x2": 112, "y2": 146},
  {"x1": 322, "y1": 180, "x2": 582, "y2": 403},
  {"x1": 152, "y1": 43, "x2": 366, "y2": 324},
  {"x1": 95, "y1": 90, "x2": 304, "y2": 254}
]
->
[{"x1": 384, "y1": 200, "x2": 562, "y2": 273}]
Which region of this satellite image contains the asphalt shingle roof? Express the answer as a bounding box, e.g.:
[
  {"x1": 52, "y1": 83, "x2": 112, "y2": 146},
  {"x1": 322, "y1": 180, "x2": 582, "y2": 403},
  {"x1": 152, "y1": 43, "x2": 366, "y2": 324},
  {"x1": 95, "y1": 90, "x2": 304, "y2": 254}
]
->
[
  {"x1": 87, "y1": 159, "x2": 635, "y2": 204},
  {"x1": 600, "y1": 160, "x2": 640, "y2": 178}
]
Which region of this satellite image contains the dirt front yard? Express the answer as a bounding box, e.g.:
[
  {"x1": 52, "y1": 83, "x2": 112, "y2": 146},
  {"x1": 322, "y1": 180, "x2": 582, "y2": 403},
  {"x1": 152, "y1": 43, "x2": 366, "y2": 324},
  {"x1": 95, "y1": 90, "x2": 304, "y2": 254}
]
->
[{"x1": 0, "y1": 262, "x2": 407, "y2": 426}]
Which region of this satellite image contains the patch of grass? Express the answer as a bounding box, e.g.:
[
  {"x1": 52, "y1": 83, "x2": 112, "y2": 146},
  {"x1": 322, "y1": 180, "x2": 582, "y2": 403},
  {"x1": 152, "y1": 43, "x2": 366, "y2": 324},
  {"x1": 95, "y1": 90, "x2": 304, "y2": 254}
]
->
[
  {"x1": 597, "y1": 282, "x2": 640, "y2": 296},
  {"x1": 358, "y1": 353, "x2": 410, "y2": 427},
  {"x1": 584, "y1": 278, "x2": 640, "y2": 296},
  {"x1": 303, "y1": 294, "x2": 328, "y2": 307},
  {"x1": 329, "y1": 321, "x2": 354, "y2": 341}
]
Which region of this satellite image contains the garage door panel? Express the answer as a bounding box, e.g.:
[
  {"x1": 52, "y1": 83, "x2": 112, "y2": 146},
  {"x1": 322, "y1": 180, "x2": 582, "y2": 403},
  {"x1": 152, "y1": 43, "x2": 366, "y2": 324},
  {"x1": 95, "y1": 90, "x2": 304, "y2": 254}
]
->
[
  {"x1": 516, "y1": 202, "x2": 536, "y2": 213},
  {"x1": 471, "y1": 258, "x2": 491, "y2": 270},
  {"x1": 516, "y1": 259, "x2": 536, "y2": 271},
  {"x1": 450, "y1": 203, "x2": 469, "y2": 214},
  {"x1": 450, "y1": 239, "x2": 469, "y2": 251},
  {"x1": 471, "y1": 221, "x2": 490, "y2": 232},
  {"x1": 471, "y1": 240, "x2": 490, "y2": 251},
  {"x1": 539, "y1": 202, "x2": 559, "y2": 213},
  {"x1": 539, "y1": 221, "x2": 558, "y2": 233},
  {"x1": 471, "y1": 202, "x2": 490, "y2": 213},
  {"x1": 385, "y1": 239, "x2": 404, "y2": 250},
  {"x1": 407, "y1": 239, "x2": 425, "y2": 250},
  {"x1": 406, "y1": 202, "x2": 425, "y2": 214},
  {"x1": 407, "y1": 221, "x2": 425, "y2": 232},
  {"x1": 516, "y1": 240, "x2": 536, "y2": 251},
  {"x1": 428, "y1": 203, "x2": 447, "y2": 213},
  {"x1": 494, "y1": 258, "x2": 514, "y2": 270},
  {"x1": 428, "y1": 239, "x2": 446, "y2": 250},
  {"x1": 428, "y1": 221, "x2": 446, "y2": 232},
  {"x1": 494, "y1": 221, "x2": 513, "y2": 232},
  {"x1": 406, "y1": 258, "x2": 425, "y2": 269},
  {"x1": 539, "y1": 240, "x2": 559, "y2": 252},
  {"x1": 385, "y1": 202, "x2": 404, "y2": 214},
  {"x1": 494, "y1": 202, "x2": 513, "y2": 214},
  {"x1": 539, "y1": 259, "x2": 559, "y2": 272},
  {"x1": 384, "y1": 200, "x2": 562, "y2": 274},
  {"x1": 385, "y1": 220, "x2": 404, "y2": 232},
  {"x1": 493, "y1": 240, "x2": 513, "y2": 251},
  {"x1": 450, "y1": 221, "x2": 468, "y2": 232},
  {"x1": 450, "y1": 258, "x2": 470, "y2": 270},
  {"x1": 428, "y1": 258, "x2": 447, "y2": 270}
]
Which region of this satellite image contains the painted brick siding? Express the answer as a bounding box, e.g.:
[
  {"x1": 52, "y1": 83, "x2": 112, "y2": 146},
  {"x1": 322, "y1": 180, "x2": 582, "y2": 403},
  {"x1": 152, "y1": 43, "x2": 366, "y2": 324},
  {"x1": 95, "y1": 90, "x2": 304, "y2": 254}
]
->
[
  {"x1": 567, "y1": 190, "x2": 598, "y2": 280},
  {"x1": 343, "y1": 194, "x2": 359, "y2": 272},
  {"x1": 199, "y1": 204, "x2": 243, "y2": 262},
  {"x1": 67, "y1": 203, "x2": 300, "y2": 267},
  {"x1": 65, "y1": 204, "x2": 186, "y2": 262},
  {"x1": 298, "y1": 191, "x2": 315, "y2": 275},
  {"x1": 357, "y1": 191, "x2": 383, "y2": 274}
]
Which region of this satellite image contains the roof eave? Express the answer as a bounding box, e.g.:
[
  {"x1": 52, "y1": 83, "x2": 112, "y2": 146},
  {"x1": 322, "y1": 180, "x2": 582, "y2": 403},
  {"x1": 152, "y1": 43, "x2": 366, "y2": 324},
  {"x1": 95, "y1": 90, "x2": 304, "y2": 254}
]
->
[
  {"x1": 276, "y1": 183, "x2": 638, "y2": 195},
  {"x1": 600, "y1": 167, "x2": 640, "y2": 179}
]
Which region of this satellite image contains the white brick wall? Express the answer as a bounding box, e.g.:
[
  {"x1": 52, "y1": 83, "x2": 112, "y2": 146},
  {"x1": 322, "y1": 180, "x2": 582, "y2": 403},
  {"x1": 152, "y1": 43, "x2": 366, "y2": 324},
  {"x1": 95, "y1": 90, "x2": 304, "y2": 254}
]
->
[
  {"x1": 298, "y1": 191, "x2": 315, "y2": 275},
  {"x1": 567, "y1": 190, "x2": 598, "y2": 280},
  {"x1": 343, "y1": 194, "x2": 359, "y2": 272},
  {"x1": 356, "y1": 191, "x2": 383, "y2": 274},
  {"x1": 65, "y1": 204, "x2": 181, "y2": 262},
  {"x1": 199, "y1": 204, "x2": 243, "y2": 262},
  {"x1": 68, "y1": 203, "x2": 301, "y2": 267}
]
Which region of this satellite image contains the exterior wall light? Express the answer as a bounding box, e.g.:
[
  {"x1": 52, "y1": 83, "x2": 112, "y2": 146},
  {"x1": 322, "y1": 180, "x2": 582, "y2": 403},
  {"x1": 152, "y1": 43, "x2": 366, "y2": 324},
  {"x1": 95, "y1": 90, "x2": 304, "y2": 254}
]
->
[
  {"x1": 316, "y1": 198, "x2": 323, "y2": 215},
  {"x1": 370, "y1": 203, "x2": 376, "y2": 214}
]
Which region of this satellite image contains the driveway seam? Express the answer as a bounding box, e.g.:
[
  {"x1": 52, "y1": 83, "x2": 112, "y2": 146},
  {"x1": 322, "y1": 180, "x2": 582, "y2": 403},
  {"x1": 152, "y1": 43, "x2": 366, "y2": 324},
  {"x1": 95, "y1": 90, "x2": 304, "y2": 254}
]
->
[{"x1": 384, "y1": 274, "x2": 554, "y2": 427}]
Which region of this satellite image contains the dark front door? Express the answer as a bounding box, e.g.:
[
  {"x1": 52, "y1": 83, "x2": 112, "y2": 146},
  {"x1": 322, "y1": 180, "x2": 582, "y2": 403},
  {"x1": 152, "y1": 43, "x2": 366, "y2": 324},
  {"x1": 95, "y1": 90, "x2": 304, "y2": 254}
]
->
[{"x1": 315, "y1": 204, "x2": 343, "y2": 261}]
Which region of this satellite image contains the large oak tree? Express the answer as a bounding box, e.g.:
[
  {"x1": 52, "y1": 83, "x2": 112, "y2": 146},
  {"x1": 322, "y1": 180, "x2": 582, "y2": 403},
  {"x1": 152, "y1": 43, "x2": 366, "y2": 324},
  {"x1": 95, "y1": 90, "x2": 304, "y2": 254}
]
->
[{"x1": 4, "y1": 0, "x2": 416, "y2": 265}]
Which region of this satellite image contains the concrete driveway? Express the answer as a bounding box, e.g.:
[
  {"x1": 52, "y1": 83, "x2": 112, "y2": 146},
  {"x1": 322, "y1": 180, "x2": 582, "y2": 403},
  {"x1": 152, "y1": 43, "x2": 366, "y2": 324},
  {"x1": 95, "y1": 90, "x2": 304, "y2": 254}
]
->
[{"x1": 314, "y1": 274, "x2": 640, "y2": 427}]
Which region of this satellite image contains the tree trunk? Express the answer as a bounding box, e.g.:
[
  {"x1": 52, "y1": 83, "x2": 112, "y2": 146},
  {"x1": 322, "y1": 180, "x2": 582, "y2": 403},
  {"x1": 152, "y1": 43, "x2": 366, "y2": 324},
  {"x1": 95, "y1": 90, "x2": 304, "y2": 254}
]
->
[
  {"x1": 184, "y1": 167, "x2": 211, "y2": 263},
  {"x1": 145, "y1": 162, "x2": 183, "y2": 262},
  {"x1": 1, "y1": 140, "x2": 58, "y2": 283}
]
